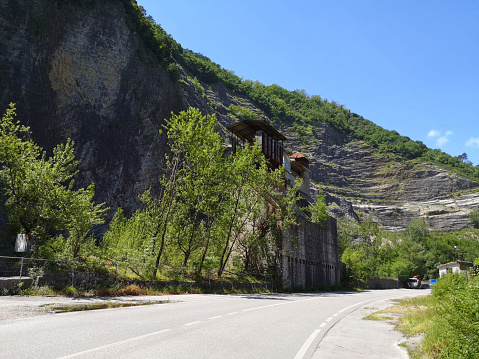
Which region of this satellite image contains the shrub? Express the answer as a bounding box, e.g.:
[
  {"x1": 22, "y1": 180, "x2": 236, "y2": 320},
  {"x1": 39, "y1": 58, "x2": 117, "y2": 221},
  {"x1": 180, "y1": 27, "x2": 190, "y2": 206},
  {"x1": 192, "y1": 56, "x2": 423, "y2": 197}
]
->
[
  {"x1": 469, "y1": 208, "x2": 479, "y2": 229},
  {"x1": 64, "y1": 286, "x2": 78, "y2": 297},
  {"x1": 116, "y1": 284, "x2": 147, "y2": 296},
  {"x1": 427, "y1": 274, "x2": 479, "y2": 358}
]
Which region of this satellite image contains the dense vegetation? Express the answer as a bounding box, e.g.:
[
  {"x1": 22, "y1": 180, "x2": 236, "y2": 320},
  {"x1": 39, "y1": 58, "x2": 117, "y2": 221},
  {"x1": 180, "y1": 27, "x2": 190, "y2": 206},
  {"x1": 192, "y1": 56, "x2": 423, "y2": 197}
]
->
[
  {"x1": 1, "y1": 106, "x2": 323, "y2": 280},
  {"x1": 3, "y1": 103, "x2": 478, "y2": 283},
  {"x1": 426, "y1": 273, "x2": 479, "y2": 358},
  {"x1": 100, "y1": 108, "x2": 304, "y2": 279},
  {"x1": 393, "y1": 272, "x2": 479, "y2": 358},
  {"x1": 339, "y1": 217, "x2": 479, "y2": 282},
  {"x1": 0, "y1": 104, "x2": 107, "y2": 259}
]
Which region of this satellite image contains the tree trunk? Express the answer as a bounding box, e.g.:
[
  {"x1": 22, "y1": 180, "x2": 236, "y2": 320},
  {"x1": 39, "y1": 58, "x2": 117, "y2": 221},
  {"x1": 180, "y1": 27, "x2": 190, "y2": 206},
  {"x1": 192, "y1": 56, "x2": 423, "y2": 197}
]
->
[
  {"x1": 217, "y1": 187, "x2": 242, "y2": 277},
  {"x1": 152, "y1": 157, "x2": 180, "y2": 280}
]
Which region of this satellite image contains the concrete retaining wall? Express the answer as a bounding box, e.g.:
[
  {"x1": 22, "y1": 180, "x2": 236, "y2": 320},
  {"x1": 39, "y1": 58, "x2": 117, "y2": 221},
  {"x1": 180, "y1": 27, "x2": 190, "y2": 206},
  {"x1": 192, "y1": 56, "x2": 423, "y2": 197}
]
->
[{"x1": 282, "y1": 216, "x2": 341, "y2": 288}]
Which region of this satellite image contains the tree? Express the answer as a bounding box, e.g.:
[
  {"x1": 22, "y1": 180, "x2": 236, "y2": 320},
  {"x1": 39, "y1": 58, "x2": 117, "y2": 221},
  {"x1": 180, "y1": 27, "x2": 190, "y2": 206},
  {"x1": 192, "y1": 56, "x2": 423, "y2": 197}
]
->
[
  {"x1": 101, "y1": 107, "x2": 302, "y2": 278},
  {"x1": 469, "y1": 208, "x2": 479, "y2": 229},
  {"x1": 308, "y1": 189, "x2": 329, "y2": 225},
  {"x1": 214, "y1": 142, "x2": 299, "y2": 277},
  {"x1": 63, "y1": 184, "x2": 108, "y2": 259},
  {"x1": 150, "y1": 108, "x2": 225, "y2": 279},
  {"x1": 0, "y1": 104, "x2": 107, "y2": 257}
]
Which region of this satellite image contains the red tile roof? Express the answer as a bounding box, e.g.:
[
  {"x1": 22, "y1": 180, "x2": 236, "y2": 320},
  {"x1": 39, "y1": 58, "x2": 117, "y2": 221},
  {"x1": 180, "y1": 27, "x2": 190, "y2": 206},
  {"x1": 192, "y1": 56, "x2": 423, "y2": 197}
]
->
[{"x1": 289, "y1": 152, "x2": 305, "y2": 159}]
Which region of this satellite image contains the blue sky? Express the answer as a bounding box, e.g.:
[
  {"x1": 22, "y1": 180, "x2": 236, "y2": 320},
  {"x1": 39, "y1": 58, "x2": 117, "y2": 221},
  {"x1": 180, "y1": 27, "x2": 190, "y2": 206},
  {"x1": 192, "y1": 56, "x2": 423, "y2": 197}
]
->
[{"x1": 137, "y1": 0, "x2": 479, "y2": 165}]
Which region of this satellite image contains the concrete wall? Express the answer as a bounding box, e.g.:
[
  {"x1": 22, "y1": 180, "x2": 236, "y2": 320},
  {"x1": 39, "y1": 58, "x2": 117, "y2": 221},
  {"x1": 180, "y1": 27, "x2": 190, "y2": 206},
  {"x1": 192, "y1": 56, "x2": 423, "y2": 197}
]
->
[{"x1": 282, "y1": 216, "x2": 340, "y2": 288}]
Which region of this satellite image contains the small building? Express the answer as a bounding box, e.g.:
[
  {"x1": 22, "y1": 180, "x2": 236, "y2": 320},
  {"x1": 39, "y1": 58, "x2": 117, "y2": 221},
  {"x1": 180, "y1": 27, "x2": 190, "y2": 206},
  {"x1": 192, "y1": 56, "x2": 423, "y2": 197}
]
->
[
  {"x1": 437, "y1": 261, "x2": 474, "y2": 278},
  {"x1": 227, "y1": 119, "x2": 286, "y2": 170}
]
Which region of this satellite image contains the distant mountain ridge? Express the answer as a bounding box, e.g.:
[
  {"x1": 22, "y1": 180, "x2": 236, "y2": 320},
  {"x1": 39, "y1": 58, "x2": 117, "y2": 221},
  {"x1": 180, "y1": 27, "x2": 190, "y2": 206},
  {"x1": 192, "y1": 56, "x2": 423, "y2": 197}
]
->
[{"x1": 1, "y1": 0, "x2": 478, "y2": 233}]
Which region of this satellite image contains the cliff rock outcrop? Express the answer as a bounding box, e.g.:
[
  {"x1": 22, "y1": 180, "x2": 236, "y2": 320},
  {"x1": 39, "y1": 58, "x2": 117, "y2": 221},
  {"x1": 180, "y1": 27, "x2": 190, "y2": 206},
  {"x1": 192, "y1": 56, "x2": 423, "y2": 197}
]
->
[{"x1": 0, "y1": 0, "x2": 182, "y2": 218}]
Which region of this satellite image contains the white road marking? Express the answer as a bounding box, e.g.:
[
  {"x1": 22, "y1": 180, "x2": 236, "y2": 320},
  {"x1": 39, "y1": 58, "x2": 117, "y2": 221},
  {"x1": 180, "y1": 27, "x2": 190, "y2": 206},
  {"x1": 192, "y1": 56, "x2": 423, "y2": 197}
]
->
[
  {"x1": 185, "y1": 321, "x2": 202, "y2": 326},
  {"x1": 56, "y1": 329, "x2": 171, "y2": 359},
  {"x1": 242, "y1": 296, "x2": 323, "y2": 312},
  {"x1": 293, "y1": 329, "x2": 321, "y2": 359},
  {"x1": 209, "y1": 316, "x2": 222, "y2": 320},
  {"x1": 294, "y1": 297, "x2": 389, "y2": 359}
]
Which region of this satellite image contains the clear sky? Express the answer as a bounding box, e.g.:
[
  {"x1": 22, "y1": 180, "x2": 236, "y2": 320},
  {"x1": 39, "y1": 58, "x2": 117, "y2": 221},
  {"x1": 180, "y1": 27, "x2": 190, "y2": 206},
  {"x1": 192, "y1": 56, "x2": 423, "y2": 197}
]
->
[{"x1": 137, "y1": 0, "x2": 479, "y2": 165}]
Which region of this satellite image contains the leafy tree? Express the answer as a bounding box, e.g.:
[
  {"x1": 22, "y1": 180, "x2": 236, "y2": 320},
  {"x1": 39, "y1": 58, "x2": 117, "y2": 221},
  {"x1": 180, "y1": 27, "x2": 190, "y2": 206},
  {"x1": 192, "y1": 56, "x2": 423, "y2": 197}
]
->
[
  {"x1": 101, "y1": 107, "x2": 301, "y2": 278},
  {"x1": 341, "y1": 246, "x2": 372, "y2": 281},
  {"x1": 63, "y1": 184, "x2": 108, "y2": 259},
  {"x1": 215, "y1": 143, "x2": 298, "y2": 276},
  {"x1": 0, "y1": 104, "x2": 107, "y2": 257},
  {"x1": 228, "y1": 104, "x2": 259, "y2": 122},
  {"x1": 469, "y1": 208, "x2": 479, "y2": 229},
  {"x1": 305, "y1": 189, "x2": 329, "y2": 226},
  {"x1": 101, "y1": 204, "x2": 157, "y2": 278}
]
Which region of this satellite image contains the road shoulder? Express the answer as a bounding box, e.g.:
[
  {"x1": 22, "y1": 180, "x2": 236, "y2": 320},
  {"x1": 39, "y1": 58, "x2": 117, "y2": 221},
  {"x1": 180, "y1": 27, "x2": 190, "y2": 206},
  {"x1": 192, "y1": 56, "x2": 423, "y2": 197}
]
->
[{"x1": 312, "y1": 296, "x2": 411, "y2": 359}]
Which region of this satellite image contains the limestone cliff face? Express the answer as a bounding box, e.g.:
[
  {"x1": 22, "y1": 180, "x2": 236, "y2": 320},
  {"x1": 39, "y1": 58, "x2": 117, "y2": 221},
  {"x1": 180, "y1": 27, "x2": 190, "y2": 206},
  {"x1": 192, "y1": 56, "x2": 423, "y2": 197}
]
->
[
  {"x1": 1, "y1": 0, "x2": 478, "y2": 234},
  {"x1": 286, "y1": 124, "x2": 479, "y2": 232},
  {"x1": 0, "y1": 0, "x2": 183, "y2": 221}
]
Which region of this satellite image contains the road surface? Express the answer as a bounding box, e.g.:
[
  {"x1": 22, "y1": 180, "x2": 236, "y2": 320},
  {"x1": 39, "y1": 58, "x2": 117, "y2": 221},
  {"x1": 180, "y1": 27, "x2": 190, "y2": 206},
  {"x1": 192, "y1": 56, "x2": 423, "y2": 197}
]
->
[{"x1": 0, "y1": 289, "x2": 429, "y2": 358}]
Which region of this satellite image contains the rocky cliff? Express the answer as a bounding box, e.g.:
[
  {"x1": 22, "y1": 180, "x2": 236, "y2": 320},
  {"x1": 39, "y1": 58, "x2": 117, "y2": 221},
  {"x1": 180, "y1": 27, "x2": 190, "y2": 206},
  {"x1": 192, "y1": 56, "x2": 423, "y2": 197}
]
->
[
  {"x1": 0, "y1": 0, "x2": 183, "y2": 218},
  {"x1": 1, "y1": 0, "x2": 478, "y2": 234}
]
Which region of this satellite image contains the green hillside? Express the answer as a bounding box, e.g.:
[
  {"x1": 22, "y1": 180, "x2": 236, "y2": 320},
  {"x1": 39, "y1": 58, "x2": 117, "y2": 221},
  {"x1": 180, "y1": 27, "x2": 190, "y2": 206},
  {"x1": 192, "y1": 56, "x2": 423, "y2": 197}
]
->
[{"x1": 123, "y1": 0, "x2": 479, "y2": 181}]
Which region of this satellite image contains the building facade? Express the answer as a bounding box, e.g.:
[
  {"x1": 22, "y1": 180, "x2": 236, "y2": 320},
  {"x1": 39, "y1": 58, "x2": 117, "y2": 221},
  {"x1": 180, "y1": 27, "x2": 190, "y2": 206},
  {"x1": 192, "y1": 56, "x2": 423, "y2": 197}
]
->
[{"x1": 437, "y1": 261, "x2": 474, "y2": 278}]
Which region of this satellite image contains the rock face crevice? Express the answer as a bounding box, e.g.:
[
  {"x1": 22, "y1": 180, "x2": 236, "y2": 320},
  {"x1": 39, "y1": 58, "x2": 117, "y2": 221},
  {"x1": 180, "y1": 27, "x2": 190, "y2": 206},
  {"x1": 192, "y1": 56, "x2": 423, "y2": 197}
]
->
[{"x1": 1, "y1": 0, "x2": 478, "y2": 235}]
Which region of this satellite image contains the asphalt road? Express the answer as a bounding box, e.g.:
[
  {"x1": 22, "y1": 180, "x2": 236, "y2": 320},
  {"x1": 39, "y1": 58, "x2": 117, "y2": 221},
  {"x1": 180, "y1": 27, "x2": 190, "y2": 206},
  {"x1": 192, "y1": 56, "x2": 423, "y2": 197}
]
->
[{"x1": 0, "y1": 289, "x2": 429, "y2": 359}]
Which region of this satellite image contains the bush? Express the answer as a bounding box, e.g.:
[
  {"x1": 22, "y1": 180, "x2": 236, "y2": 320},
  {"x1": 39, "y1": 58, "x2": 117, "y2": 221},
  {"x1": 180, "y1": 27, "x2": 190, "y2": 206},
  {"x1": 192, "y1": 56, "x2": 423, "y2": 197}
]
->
[
  {"x1": 64, "y1": 285, "x2": 78, "y2": 297},
  {"x1": 116, "y1": 284, "x2": 147, "y2": 296},
  {"x1": 427, "y1": 274, "x2": 479, "y2": 358},
  {"x1": 469, "y1": 208, "x2": 479, "y2": 229}
]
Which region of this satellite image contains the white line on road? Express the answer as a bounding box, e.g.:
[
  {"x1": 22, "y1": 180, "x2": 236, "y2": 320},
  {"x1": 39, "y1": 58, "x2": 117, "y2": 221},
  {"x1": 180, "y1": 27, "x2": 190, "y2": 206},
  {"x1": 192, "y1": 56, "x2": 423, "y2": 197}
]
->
[
  {"x1": 227, "y1": 312, "x2": 238, "y2": 315},
  {"x1": 293, "y1": 329, "x2": 321, "y2": 359},
  {"x1": 185, "y1": 321, "x2": 202, "y2": 326},
  {"x1": 338, "y1": 299, "x2": 371, "y2": 313},
  {"x1": 55, "y1": 329, "x2": 171, "y2": 359},
  {"x1": 242, "y1": 297, "x2": 322, "y2": 313},
  {"x1": 209, "y1": 316, "x2": 222, "y2": 320},
  {"x1": 294, "y1": 297, "x2": 387, "y2": 359}
]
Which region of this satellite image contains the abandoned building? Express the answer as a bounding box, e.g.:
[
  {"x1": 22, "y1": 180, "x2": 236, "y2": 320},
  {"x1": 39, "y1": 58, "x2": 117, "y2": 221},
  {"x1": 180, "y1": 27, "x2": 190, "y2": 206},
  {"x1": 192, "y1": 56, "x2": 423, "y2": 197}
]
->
[
  {"x1": 227, "y1": 119, "x2": 341, "y2": 288},
  {"x1": 437, "y1": 261, "x2": 474, "y2": 278}
]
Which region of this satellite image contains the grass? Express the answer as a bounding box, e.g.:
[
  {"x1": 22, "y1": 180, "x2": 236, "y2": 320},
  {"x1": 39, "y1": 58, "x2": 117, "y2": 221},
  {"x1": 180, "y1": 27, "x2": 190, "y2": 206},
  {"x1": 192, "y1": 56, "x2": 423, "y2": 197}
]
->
[
  {"x1": 363, "y1": 290, "x2": 479, "y2": 359},
  {"x1": 363, "y1": 295, "x2": 437, "y2": 358},
  {"x1": 363, "y1": 312, "x2": 394, "y2": 321},
  {"x1": 47, "y1": 300, "x2": 168, "y2": 313},
  {"x1": 16, "y1": 282, "x2": 272, "y2": 298}
]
